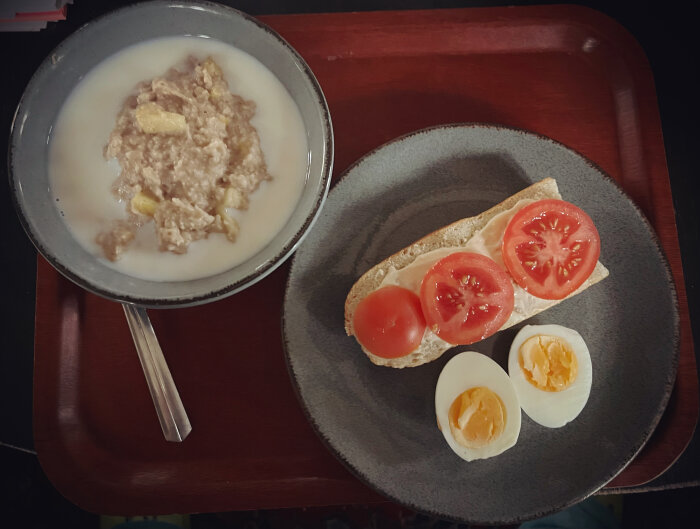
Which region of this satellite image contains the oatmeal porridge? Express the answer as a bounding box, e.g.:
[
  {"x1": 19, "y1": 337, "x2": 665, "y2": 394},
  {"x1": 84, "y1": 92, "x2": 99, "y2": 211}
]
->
[
  {"x1": 48, "y1": 36, "x2": 309, "y2": 281},
  {"x1": 99, "y1": 56, "x2": 271, "y2": 260}
]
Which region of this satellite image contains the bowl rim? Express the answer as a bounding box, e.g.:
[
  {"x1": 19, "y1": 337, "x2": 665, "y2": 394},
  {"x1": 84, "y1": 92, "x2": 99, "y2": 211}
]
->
[{"x1": 8, "y1": 0, "x2": 334, "y2": 308}]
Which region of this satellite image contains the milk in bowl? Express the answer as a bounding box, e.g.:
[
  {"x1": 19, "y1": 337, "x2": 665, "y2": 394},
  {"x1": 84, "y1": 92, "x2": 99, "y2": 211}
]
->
[{"x1": 49, "y1": 36, "x2": 309, "y2": 282}]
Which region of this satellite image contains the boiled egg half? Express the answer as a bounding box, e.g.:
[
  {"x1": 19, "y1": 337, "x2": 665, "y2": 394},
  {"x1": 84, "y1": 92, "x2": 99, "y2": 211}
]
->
[
  {"x1": 508, "y1": 324, "x2": 592, "y2": 428},
  {"x1": 435, "y1": 351, "x2": 521, "y2": 461}
]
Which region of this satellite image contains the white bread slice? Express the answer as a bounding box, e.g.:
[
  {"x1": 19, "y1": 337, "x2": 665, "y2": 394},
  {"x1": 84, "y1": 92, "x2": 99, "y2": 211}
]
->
[{"x1": 344, "y1": 178, "x2": 609, "y2": 368}]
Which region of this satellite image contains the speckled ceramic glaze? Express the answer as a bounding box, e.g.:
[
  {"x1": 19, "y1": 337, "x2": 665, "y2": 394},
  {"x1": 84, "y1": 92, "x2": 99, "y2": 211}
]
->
[
  {"x1": 9, "y1": 0, "x2": 332, "y2": 307},
  {"x1": 283, "y1": 124, "x2": 679, "y2": 524}
]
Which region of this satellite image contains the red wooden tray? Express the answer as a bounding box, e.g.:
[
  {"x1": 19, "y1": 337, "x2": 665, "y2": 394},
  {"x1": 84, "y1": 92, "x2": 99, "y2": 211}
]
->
[{"x1": 34, "y1": 5, "x2": 698, "y2": 515}]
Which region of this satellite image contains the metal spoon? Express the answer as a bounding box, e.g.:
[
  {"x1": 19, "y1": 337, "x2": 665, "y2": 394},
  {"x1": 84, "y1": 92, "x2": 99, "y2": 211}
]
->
[{"x1": 122, "y1": 303, "x2": 192, "y2": 442}]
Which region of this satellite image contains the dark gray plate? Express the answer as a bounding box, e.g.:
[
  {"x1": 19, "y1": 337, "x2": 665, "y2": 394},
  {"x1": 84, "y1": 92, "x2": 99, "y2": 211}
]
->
[{"x1": 282, "y1": 124, "x2": 678, "y2": 524}]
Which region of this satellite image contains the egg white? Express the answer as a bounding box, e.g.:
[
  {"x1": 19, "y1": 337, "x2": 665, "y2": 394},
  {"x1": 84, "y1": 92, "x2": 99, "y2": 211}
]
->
[
  {"x1": 508, "y1": 324, "x2": 592, "y2": 428},
  {"x1": 435, "y1": 351, "x2": 521, "y2": 461}
]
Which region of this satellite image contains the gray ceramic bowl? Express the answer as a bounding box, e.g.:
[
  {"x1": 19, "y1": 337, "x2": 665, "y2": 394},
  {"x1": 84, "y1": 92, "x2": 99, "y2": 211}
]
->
[{"x1": 9, "y1": 0, "x2": 333, "y2": 307}]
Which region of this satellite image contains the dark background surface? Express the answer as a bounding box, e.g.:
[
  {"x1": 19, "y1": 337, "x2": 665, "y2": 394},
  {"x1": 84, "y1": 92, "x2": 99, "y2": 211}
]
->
[{"x1": 1, "y1": 0, "x2": 699, "y2": 526}]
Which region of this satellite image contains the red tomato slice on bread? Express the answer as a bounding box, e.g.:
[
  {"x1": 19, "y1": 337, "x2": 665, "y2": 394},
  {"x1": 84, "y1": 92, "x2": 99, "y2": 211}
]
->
[
  {"x1": 419, "y1": 252, "x2": 514, "y2": 345},
  {"x1": 353, "y1": 286, "x2": 426, "y2": 358},
  {"x1": 502, "y1": 199, "x2": 600, "y2": 300}
]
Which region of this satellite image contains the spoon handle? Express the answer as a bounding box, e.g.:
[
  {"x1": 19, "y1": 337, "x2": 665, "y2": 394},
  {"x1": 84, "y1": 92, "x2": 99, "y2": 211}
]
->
[{"x1": 123, "y1": 303, "x2": 192, "y2": 442}]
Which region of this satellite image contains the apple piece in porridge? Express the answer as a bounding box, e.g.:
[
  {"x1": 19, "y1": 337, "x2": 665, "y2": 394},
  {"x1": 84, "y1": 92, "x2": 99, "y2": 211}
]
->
[{"x1": 97, "y1": 56, "x2": 272, "y2": 261}]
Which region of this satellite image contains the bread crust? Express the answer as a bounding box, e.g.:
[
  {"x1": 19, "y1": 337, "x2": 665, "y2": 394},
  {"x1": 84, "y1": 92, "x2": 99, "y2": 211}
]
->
[{"x1": 344, "y1": 177, "x2": 609, "y2": 368}]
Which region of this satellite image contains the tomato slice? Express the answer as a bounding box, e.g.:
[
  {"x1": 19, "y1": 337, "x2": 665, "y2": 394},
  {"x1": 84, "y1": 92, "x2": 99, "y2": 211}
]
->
[
  {"x1": 419, "y1": 252, "x2": 514, "y2": 345},
  {"x1": 353, "y1": 286, "x2": 426, "y2": 358},
  {"x1": 502, "y1": 199, "x2": 601, "y2": 300}
]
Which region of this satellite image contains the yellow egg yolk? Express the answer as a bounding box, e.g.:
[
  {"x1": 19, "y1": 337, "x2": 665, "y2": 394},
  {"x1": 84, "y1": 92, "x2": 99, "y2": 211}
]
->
[
  {"x1": 519, "y1": 334, "x2": 578, "y2": 392},
  {"x1": 448, "y1": 387, "x2": 506, "y2": 448}
]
